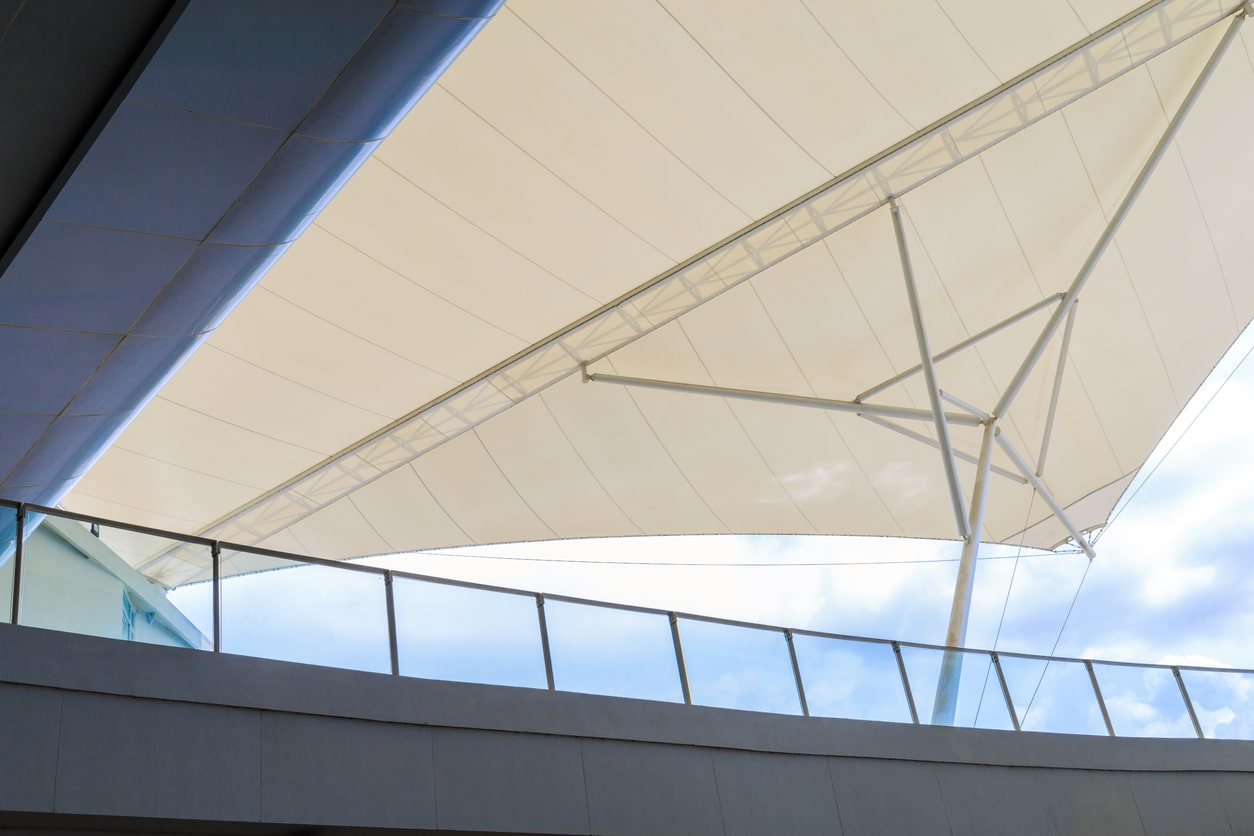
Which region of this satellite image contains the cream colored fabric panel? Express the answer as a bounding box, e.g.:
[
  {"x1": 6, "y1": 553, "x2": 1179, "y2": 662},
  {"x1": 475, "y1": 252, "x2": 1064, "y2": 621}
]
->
[
  {"x1": 672, "y1": 274, "x2": 814, "y2": 393},
  {"x1": 1064, "y1": 63, "x2": 1178, "y2": 218},
  {"x1": 410, "y1": 429, "x2": 556, "y2": 544},
  {"x1": 977, "y1": 114, "x2": 1110, "y2": 301},
  {"x1": 1115, "y1": 150, "x2": 1236, "y2": 402},
  {"x1": 157, "y1": 345, "x2": 387, "y2": 457},
  {"x1": 510, "y1": 0, "x2": 830, "y2": 218},
  {"x1": 935, "y1": 0, "x2": 1089, "y2": 80},
  {"x1": 613, "y1": 385, "x2": 818, "y2": 535},
  {"x1": 901, "y1": 159, "x2": 1045, "y2": 336},
  {"x1": 286, "y1": 497, "x2": 391, "y2": 560},
  {"x1": 1066, "y1": 254, "x2": 1180, "y2": 472},
  {"x1": 602, "y1": 325, "x2": 813, "y2": 533},
  {"x1": 70, "y1": 447, "x2": 256, "y2": 531},
  {"x1": 379, "y1": 86, "x2": 670, "y2": 303},
  {"x1": 351, "y1": 465, "x2": 473, "y2": 552},
  {"x1": 836, "y1": 414, "x2": 973, "y2": 539},
  {"x1": 748, "y1": 243, "x2": 897, "y2": 396},
  {"x1": 721, "y1": 402, "x2": 901, "y2": 536},
  {"x1": 115, "y1": 398, "x2": 323, "y2": 493},
  {"x1": 1017, "y1": 473, "x2": 1136, "y2": 549},
  {"x1": 474, "y1": 394, "x2": 640, "y2": 540},
  {"x1": 438, "y1": 8, "x2": 747, "y2": 259},
  {"x1": 298, "y1": 176, "x2": 533, "y2": 365},
  {"x1": 206, "y1": 286, "x2": 455, "y2": 418},
  {"x1": 657, "y1": 0, "x2": 912, "y2": 176},
  {"x1": 821, "y1": 210, "x2": 936, "y2": 374},
  {"x1": 539, "y1": 377, "x2": 728, "y2": 536},
  {"x1": 801, "y1": 0, "x2": 999, "y2": 129},
  {"x1": 1172, "y1": 25, "x2": 1254, "y2": 323},
  {"x1": 1026, "y1": 363, "x2": 1125, "y2": 511}
]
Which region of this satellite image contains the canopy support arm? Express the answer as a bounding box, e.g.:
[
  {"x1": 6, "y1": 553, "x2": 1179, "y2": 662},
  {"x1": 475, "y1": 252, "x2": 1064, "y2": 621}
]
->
[
  {"x1": 858, "y1": 414, "x2": 1026, "y2": 484},
  {"x1": 1037, "y1": 302, "x2": 1078, "y2": 477},
  {"x1": 933, "y1": 419, "x2": 998, "y2": 725},
  {"x1": 890, "y1": 199, "x2": 968, "y2": 539},
  {"x1": 995, "y1": 430, "x2": 1097, "y2": 558},
  {"x1": 583, "y1": 371, "x2": 985, "y2": 426},
  {"x1": 857, "y1": 293, "x2": 1063, "y2": 402},
  {"x1": 994, "y1": 9, "x2": 1247, "y2": 420}
]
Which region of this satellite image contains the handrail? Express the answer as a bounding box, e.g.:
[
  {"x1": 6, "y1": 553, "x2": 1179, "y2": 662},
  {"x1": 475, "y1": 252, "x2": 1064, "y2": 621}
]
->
[{"x1": 1, "y1": 497, "x2": 1248, "y2": 739}]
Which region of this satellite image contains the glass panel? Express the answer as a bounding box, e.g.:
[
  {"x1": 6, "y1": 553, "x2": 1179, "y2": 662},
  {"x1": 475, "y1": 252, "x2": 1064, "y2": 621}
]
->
[
  {"x1": 1092, "y1": 664, "x2": 1195, "y2": 738},
  {"x1": 791, "y1": 635, "x2": 912, "y2": 723},
  {"x1": 18, "y1": 511, "x2": 211, "y2": 650},
  {"x1": 998, "y1": 655, "x2": 1107, "y2": 735},
  {"x1": 0, "y1": 504, "x2": 16, "y2": 624},
  {"x1": 545, "y1": 601, "x2": 682, "y2": 702},
  {"x1": 219, "y1": 549, "x2": 389, "y2": 673},
  {"x1": 1179, "y1": 669, "x2": 1254, "y2": 740},
  {"x1": 900, "y1": 646, "x2": 1013, "y2": 730},
  {"x1": 393, "y1": 578, "x2": 546, "y2": 689},
  {"x1": 677, "y1": 619, "x2": 802, "y2": 715}
]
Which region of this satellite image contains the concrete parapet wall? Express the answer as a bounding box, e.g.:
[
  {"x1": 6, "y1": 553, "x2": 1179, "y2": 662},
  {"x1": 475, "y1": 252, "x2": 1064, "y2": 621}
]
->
[{"x1": 1, "y1": 623, "x2": 1251, "y2": 834}]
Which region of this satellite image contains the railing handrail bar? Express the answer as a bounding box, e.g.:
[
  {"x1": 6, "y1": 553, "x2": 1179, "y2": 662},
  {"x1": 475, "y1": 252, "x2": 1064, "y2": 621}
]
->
[{"x1": 7, "y1": 497, "x2": 1254, "y2": 679}]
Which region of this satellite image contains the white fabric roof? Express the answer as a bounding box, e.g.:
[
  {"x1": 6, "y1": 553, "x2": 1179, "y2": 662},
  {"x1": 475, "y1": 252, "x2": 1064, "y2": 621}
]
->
[{"x1": 63, "y1": 0, "x2": 1254, "y2": 584}]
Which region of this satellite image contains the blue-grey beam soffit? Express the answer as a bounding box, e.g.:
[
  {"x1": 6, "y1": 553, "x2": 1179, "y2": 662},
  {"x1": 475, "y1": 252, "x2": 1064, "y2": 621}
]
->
[{"x1": 0, "y1": 0, "x2": 504, "y2": 505}]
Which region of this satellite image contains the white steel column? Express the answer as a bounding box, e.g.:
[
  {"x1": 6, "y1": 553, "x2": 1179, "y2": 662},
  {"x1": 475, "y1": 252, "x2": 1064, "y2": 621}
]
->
[
  {"x1": 932, "y1": 419, "x2": 997, "y2": 725},
  {"x1": 890, "y1": 199, "x2": 969, "y2": 539}
]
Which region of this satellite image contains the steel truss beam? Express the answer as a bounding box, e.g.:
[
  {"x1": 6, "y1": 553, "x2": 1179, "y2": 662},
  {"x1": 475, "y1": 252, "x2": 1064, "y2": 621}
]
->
[{"x1": 198, "y1": 1, "x2": 1240, "y2": 549}]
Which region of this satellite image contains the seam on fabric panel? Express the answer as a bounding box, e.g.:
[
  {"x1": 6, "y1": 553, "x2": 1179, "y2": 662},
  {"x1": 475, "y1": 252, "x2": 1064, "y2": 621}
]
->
[
  {"x1": 604, "y1": 355, "x2": 734, "y2": 533},
  {"x1": 256, "y1": 278, "x2": 470, "y2": 382},
  {"x1": 674, "y1": 318, "x2": 822, "y2": 535},
  {"x1": 536, "y1": 392, "x2": 644, "y2": 536},
  {"x1": 372, "y1": 155, "x2": 600, "y2": 306},
  {"x1": 470, "y1": 427, "x2": 559, "y2": 539},
  {"x1": 505, "y1": 6, "x2": 753, "y2": 228},
  {"x1": 653, "y1": 0, "x2": 834, "y2": 178},
  {"x1": 407, "y1": 461, "x2": 474, "y2": 545},
  {"x1": 436, "y1": 76, "x2": 689, "y2": 261},
  {"x1": 310, "y1": 215, "x2": 531, "y2": 344}
]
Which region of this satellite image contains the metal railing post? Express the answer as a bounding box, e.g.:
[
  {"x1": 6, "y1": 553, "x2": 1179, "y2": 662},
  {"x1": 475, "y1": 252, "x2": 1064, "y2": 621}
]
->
[
  {"x1": 990, "y1": 652, "x2": 1020, "y2": 731},
  {"x1": 536, "y1": 594, "x2": 555, "y2": 690},
  {"x1": 1173, "y1": 666, "x2": 1205, "y2": 739},
  {"x1": 384, "y1": 571, "x2": 399, "y2": 676},
  {"x1": 893, "y1": 641, "x2": 920, "y2": 724},
  {"x1": 669, "y1": 612, "x2": 692, "y2": 705},
  {"x1": 9, "y1": 504, "x2": 25, "y2": 625},
  {"x1": 1085, "y1": 660, "x2": 1115, "y2": 737},
  {"x1": 211, "y1": 541, "x2": 222, "y2": 652},
  {"x1": 784, "y1": 629, "x2": 809, "y2": 717}
]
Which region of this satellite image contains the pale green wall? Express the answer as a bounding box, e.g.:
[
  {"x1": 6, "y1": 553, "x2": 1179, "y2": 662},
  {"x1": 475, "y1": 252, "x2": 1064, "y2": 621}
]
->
[
  {"x1": 17, "y1": 525, "x2": 194, "y2": 649},
  {"x1": 20, "y1": 527, "x2": 125, "y2": 640}
]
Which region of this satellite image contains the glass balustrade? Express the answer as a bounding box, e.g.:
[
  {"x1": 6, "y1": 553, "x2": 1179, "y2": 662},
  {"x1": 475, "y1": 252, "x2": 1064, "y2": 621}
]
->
[{"x1": 2, "y1": 498, "x2": 1250, "y2": 741}]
